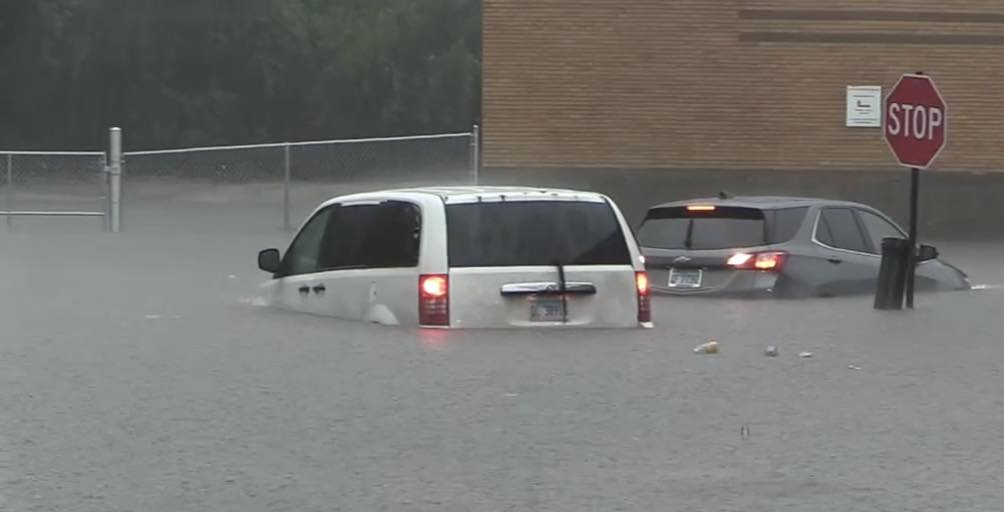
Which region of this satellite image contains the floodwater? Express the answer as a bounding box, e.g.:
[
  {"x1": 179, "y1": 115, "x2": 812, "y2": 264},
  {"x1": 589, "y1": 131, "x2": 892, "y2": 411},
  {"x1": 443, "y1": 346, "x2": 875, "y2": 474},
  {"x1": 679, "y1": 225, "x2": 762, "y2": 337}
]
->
[{"x1": 3, "y1": 210, "x2": 1004, "y2": 511}]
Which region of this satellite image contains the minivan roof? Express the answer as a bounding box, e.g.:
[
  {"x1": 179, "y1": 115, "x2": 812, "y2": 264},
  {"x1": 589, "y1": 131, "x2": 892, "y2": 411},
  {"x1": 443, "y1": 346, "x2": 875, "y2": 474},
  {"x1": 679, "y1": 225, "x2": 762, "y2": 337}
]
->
[
  {"x1": 648, "y1": 195, "x2": 867, "y2": 211},
  {"x1": 322, "y1": 186, "x2": 610, "y2": 206}
]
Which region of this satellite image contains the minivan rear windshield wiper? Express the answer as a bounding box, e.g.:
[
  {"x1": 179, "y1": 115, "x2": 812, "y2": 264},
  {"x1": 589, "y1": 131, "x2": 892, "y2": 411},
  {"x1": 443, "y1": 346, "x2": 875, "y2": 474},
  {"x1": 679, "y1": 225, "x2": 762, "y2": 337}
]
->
[{"x1": 554, "y1": 260, "x2": 569, "y2": 324}]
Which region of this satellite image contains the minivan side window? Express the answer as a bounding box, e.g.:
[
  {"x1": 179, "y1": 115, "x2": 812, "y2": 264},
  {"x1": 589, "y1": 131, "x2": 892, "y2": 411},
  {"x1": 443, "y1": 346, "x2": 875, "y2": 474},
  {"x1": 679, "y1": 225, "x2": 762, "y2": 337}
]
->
[
  {"x1": 316, "y1": 201, "x2": 421, "y2": 271},
  {"x1": 817, "y1": 208, "x2": 869, "y2": 253},
  {"x1": 857, "y1": 210, "x2": 905, "y2": 254},
  {"x1": 281, "y1": 207, "x2": 334, "y2": 276},
  {"x1": 366, "y1": 201, "x2": 422, "y2": 268}
]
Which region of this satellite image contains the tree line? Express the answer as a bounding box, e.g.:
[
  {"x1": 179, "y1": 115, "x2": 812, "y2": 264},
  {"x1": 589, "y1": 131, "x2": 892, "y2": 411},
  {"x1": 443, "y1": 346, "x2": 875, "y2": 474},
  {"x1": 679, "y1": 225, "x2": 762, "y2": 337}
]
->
[{"x1": 0, "y1": 0, "x2": 481, "y2": 150}]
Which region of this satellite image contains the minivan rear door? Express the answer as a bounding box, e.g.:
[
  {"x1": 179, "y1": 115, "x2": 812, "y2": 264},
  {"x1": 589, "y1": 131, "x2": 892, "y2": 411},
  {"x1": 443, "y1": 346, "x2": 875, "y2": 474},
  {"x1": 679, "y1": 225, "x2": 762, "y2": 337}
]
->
[{"x1": 445, "y1": 198, "x2": 640, "y2": 328}]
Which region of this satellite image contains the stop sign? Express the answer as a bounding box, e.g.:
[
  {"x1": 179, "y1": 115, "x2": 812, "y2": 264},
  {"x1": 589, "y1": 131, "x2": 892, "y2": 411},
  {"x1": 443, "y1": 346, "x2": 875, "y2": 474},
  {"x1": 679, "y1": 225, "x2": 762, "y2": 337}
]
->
[{"x1": 884, "y1": 74, "x2": 947, "y2": 169}]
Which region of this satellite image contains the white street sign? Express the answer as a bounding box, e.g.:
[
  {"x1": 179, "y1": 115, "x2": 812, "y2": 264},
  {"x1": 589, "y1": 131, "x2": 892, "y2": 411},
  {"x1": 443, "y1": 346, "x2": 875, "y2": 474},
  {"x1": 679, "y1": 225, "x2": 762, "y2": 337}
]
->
[{"x1": 846, "y1": 86, "x2": 882, "y2": 127}]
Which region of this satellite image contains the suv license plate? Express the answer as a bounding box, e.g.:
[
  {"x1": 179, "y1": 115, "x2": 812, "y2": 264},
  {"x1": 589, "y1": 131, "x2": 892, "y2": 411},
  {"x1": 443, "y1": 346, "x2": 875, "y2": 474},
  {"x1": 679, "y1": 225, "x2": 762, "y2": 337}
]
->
[
  {"x1": 530, "y1": 297, "x2": 565, "y2": 322},
  {"x1": 668, "y1": 268, "x2": 703, "y2": 288}
]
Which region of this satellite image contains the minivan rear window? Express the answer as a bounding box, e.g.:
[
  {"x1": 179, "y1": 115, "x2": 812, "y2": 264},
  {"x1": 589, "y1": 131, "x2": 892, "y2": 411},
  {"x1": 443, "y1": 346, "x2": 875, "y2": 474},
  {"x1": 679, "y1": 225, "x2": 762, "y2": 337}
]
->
[
  {"x1": 446, "y1": 201, "x2": 632, "y2": 267},
  {"x1": 637, "y1": 206, "x2": 808, "y2": 250}
]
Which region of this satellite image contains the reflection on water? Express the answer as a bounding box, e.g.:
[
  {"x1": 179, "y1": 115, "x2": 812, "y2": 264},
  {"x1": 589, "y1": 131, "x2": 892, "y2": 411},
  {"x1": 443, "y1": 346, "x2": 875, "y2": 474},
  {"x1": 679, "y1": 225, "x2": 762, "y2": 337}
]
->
[
  {"x1": 238, "y1": 295, "x2": 270, "y2": 307},
  {"x1": 419, "y1": 328, "x2": 452, "y2": 350}
]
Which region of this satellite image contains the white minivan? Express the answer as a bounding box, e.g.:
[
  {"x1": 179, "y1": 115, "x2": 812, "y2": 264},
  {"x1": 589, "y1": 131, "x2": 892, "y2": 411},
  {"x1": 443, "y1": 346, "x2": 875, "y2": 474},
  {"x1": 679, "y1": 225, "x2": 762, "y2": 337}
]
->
[{"x1": 256, "y1": 186, "x2": 653, "y2": 329}]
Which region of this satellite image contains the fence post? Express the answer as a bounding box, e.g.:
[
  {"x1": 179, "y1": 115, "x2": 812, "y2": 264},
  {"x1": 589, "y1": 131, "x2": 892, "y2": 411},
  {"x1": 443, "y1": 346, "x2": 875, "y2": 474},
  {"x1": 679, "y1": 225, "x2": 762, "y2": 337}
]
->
[
  {"x1": 470, "y1": 124, "x2": 480, "y2": 185},
  {"x1": 5, "y1": 154, "x2": 12, "y2": 229},
  {"x1": 103, "y1": 151, "x2": 110, "y2": 232},
  {"x1": 109, "y1": 127, "x2": 122, "y2": 233},
  {"x1": 283, "y1": 142, "x2": 291, "y2": 231}
]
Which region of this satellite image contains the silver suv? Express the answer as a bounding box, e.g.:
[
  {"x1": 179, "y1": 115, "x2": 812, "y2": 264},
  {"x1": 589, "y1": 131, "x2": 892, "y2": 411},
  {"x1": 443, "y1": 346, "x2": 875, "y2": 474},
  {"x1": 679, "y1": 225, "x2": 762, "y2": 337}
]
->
[{"x1": 257, "y1": 186, "x2": 653, "y2": 329}]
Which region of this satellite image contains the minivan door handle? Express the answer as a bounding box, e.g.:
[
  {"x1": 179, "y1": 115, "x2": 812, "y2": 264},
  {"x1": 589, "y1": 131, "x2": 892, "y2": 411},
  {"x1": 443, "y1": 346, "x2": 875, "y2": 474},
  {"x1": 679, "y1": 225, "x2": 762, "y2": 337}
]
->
[
  {"x1": 827, "y1": 257, "x2": 843, "y2": 265},
  {"x1": 500, "y1": 281, "x2": 597, "y2": 296},
  {"x1": 298, "y1": 285, "x2": 311, "y2": 294},
  {"x1": 312, "y1": 284, "x2": 326, "y2": 294}
]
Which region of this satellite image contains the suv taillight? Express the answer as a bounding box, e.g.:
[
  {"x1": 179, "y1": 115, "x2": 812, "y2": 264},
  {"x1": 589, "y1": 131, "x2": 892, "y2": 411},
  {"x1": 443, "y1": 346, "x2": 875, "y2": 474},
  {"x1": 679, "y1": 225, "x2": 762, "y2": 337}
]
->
[
  {"x1": 636, "y1": 271, "x2": 651, "y2": 323},
  {"x1": 419, "y1": 274, "x2": 449, "y2": 327},
  {"x1": 727, "y1": 251, "x2": 788, "y2": 271}
]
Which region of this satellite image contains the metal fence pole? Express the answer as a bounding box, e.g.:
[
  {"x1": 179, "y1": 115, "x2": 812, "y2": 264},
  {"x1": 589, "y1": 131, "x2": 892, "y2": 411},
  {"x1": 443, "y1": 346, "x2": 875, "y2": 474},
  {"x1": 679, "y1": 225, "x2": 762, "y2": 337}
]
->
[
  {"x1": 470, "y1": 124, "x2": 480, "y2": 185},
  {"x1": 109, "y1": 127, "x2": 122, "y2": 233},
  {"x1": 5, "y1": 154, "x2": 12, "y2": 229},
  {"x1": 283, "y1": 142, "x2": 291, "y2": 231},
  {"x1": 103, "y1": 152, "x2": 110, "y2": 232}
]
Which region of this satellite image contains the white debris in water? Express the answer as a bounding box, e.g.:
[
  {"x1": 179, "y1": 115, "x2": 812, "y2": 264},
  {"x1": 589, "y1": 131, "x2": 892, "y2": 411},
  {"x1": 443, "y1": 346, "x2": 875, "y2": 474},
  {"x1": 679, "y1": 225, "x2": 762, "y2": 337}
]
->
[
  {"x1": 798, "y1": 352, "x2": 813, "y2": 358},
  {"x1": 972, "y1": 284, "x2": 1002, "y2": 291},
  {"x1": 848, "y1": 365, "x2": 862, "y2": 371},
  {"x1": 693, "y1": 341, "x2": 719, "y2": 354},
  {"x1": 144, "y1": 314, "x2": 162, "y2": 320}
]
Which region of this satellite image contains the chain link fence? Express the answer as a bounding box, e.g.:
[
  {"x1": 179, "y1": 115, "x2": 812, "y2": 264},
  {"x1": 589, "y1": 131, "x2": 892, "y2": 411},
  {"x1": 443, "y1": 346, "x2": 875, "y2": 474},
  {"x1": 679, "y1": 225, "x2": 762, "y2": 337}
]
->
[
  {"x1": 1, "y1": 129, "x2": 478, "y2": 234},
  {"x1": 0, "y1": 151, "x2": 109, "y2": 231},
  {"x1": 122, "y1": 130, "x2": 478, "y2": 233}
]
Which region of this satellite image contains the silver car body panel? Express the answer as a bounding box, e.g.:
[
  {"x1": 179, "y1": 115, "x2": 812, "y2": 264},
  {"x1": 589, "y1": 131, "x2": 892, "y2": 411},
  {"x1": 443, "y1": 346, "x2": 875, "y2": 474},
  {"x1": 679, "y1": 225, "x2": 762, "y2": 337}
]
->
[{"x1": 639, "y1": 197, "x2": 970, "y2": 297}]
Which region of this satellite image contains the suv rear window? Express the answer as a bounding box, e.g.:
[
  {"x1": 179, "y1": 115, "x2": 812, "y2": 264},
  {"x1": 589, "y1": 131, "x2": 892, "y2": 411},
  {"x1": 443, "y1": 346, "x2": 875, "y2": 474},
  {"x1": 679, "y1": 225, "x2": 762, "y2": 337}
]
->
[
  {"x1": 637, "y1": 206, "x2": 808, "y2": 250},
  {"x1": 446, "y1": 201, "x2": 632, "y2": 267}
]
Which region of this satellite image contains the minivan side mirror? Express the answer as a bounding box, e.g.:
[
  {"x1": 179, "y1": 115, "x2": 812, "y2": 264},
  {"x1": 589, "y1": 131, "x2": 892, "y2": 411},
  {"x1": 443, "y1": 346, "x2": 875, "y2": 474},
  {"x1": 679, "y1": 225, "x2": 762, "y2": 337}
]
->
[
  {"x1": 917, "y1": 244, "x2": 939, "y2": 262},
  {"x1": 258, "y1": 248, "x2": 282, "y2": 274}
]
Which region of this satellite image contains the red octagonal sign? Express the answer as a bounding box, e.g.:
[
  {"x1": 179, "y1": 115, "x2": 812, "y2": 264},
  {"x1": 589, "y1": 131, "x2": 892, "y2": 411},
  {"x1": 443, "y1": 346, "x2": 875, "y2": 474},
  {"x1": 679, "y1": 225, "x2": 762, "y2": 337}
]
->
[{"x1": 884, "y1": 74, "x2": 947, "y2": 169}]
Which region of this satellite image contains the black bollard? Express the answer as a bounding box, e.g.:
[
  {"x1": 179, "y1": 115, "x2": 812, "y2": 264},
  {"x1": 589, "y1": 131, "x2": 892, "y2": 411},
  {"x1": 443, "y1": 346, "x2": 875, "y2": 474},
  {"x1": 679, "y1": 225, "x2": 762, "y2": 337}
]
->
[{"x1": 874, "y1": 237, "x2": 910, "y2": 310}]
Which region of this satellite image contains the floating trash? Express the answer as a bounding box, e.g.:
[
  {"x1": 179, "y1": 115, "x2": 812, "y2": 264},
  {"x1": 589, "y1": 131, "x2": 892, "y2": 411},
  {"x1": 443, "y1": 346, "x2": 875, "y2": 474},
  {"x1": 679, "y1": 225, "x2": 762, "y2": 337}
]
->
[
  {"x1": 764, "y1": 346, "x2": 779, "y2": 357},
  {"x1": 798, "y1": 351, "x2": 813, "y2": 358},
  {"x1": 694, "y1": 341, "x2": 718, "y2": 353}
]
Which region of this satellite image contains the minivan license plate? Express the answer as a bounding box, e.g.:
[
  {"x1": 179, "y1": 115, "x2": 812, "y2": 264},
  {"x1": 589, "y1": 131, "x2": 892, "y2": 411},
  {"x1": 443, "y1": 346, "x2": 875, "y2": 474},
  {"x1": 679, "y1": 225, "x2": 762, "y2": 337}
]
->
[
  {"x1": 668, "y1": 268, "x2": 702, "y2": 288},
  {"x1": 529, "y1": 297, "x2": 565, "y2": 322}
]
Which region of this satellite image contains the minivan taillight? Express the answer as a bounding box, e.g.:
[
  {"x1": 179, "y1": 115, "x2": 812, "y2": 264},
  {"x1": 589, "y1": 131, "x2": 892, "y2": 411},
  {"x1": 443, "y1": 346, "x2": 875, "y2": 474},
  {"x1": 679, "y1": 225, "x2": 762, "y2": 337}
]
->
[
  {"x1": 636, "y1": 271, "x2": 651, "y2": 323},
  {"x1": 727, "y1": 251, "x2": 788, "y2": 271},
  {"x1": 419, "y1": 274, "x2": 449, "y2": 327}
]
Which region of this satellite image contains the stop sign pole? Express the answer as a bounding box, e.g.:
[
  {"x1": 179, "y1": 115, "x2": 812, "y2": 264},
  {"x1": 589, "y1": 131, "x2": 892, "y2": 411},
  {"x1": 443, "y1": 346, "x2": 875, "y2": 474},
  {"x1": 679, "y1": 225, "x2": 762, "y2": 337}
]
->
[{"x1": 883, "y1": 72, "x2": 948, "y2": 308}]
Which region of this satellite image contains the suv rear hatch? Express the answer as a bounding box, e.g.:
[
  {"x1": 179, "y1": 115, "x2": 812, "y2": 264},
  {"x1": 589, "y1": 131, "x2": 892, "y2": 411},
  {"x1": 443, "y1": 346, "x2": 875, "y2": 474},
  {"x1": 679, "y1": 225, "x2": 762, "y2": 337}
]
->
[
  {"x1": 445, "y1": 198, "x2": 644, "y2": 328},
  {"x1": 636, "y1": 205, "x2": 806, "y2": 293}
]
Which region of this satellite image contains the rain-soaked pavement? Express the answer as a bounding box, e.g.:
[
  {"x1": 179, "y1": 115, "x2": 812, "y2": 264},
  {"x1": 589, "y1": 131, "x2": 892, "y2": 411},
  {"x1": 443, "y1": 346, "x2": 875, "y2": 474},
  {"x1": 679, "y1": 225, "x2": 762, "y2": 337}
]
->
[{"x1": 3, "y1": 215, "x2": 1004, "y2": 511}]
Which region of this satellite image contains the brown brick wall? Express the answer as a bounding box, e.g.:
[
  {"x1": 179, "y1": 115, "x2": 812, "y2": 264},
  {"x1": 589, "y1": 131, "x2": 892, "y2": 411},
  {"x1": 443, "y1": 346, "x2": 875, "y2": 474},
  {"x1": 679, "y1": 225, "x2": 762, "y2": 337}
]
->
[{"x1": 482, "y1": 0, "x2": 1004, "y2": 171}]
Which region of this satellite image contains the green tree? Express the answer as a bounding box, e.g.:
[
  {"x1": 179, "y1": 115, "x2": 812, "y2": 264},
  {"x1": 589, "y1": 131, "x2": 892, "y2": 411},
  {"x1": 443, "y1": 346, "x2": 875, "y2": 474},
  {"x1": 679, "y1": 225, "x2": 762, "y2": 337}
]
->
[{"x1": 0, "y1": 0, "x2": 481, "y2": 149}]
